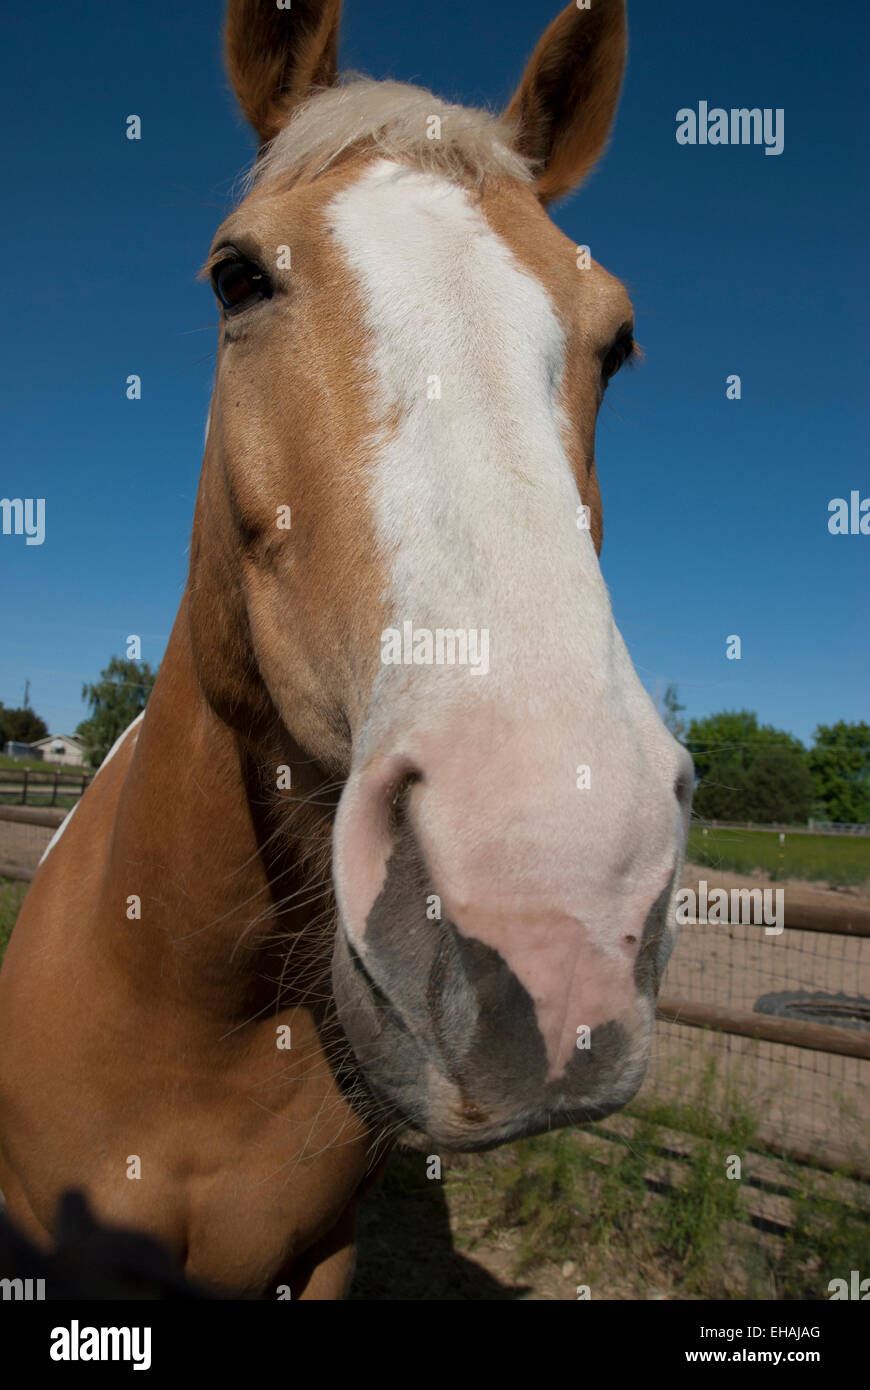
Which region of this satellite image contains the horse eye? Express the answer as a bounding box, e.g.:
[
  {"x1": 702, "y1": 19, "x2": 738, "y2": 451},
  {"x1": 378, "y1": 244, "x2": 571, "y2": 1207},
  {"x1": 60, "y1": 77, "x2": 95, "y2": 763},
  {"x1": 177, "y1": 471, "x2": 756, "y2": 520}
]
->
[
  {"x1": 602, "y1": 338, "x2": 632, "y2": 383},
  {"x1": 212, "y1": 257, "x2": 271, "y2": 313}
]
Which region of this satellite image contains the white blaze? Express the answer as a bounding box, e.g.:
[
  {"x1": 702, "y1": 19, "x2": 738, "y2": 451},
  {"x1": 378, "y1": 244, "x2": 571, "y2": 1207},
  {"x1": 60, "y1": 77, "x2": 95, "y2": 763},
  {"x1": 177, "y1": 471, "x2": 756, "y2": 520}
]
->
[{"x1": 326, "y1": 160, "x2": 619, "y2": 716}]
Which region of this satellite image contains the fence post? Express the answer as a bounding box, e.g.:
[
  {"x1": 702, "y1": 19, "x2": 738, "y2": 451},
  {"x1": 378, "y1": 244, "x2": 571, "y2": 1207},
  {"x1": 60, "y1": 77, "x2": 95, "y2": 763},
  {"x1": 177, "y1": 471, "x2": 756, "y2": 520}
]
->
[
  {"x1": 51, "y1": 771, "x2": 59, "y2": 807},
  {"x1": 21, "y1": 769, "x2": 29, "y2": 805}
]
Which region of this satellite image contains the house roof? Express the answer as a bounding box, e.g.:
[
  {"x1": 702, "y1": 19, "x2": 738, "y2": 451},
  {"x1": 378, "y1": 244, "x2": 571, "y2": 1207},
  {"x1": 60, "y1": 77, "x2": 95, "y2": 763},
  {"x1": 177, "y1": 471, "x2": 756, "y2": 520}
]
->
[{"x1": 30, "y1": 734, "x2": 85, "y2": 748}]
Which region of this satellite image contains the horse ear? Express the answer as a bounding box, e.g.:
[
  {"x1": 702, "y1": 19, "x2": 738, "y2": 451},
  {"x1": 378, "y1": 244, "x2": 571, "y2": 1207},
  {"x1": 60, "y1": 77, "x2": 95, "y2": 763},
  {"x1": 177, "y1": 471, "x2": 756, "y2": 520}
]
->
[
  {"x1": 225, "y1": 0, "x2": 342, "y2": 145},
  {"x1": 504, "y1": 0, "x2": 627, "y2": 204}
]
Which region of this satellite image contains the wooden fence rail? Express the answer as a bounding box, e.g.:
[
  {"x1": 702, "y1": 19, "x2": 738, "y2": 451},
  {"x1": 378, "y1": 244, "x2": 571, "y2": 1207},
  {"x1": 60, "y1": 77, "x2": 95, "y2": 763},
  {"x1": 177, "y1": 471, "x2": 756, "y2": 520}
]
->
[
  {"x1": 656, "y1": 996, "x2": 870, "y2": 1062},
  {"x1": 0, "y1": 806, "x2": 68, "y2": 828},
  {"x1": 0, "y1": 769, "x2": 90, "y2": 805},
  {"x1": 696, "y1": 819, "x2": 870, "y2": 837},
  {"x1": 655, "y1": 900, "x2": 870, "y2": 1059},
  {"x1": 682, "y1": 901, "x2": 870, "y2": 937}
]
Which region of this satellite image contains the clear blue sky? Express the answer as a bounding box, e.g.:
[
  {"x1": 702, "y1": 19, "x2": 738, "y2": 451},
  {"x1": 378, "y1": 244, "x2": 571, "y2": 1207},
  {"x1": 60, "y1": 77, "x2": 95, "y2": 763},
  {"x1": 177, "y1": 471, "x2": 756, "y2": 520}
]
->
[{"x1": 1, "y1": 0, "x2": 867, "y2": 748}]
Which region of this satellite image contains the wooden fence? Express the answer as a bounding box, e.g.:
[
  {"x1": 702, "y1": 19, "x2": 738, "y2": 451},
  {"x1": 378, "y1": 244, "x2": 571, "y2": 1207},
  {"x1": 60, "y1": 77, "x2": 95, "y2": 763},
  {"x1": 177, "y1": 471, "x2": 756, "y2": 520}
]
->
[
  {"x1": 649, "y1": 894, "x2": 870, "y2": 1175},
  {"x1": 697, "y1": 818, "x2": 870, "y2": 837},
  {"x1": 655, "y1": 899, "x2": 870, "y2": 1066},
  {"x1": 0, "y1": 768, "x2": 90, "y2": 806}
]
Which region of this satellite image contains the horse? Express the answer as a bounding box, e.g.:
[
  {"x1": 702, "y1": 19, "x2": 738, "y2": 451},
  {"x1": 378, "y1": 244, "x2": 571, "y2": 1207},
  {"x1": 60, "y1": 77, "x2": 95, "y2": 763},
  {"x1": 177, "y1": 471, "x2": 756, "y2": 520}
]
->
[{"x1": 0, "y1": 0, "x2": 692, "y2": 1298}]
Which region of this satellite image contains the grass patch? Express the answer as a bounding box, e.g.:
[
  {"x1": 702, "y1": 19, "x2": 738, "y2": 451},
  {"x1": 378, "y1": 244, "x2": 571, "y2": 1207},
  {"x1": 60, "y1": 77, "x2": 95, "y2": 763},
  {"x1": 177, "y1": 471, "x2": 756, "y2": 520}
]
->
[
  {"x1": 444, "y1": 1063, "x2": 759, "y2": 1293},
  {"x1": 0, "y1": 792, "x2": 80, "y2": 810},
  {"x1": 416, "y1": 1061, "x2": 870, "y2": 1300},
  {"x1": 0, "y1": 754, "x2": 59, "y2": 772},
  {"x1": 688, "y1": 825, "x2": 870, "y2": 886}
]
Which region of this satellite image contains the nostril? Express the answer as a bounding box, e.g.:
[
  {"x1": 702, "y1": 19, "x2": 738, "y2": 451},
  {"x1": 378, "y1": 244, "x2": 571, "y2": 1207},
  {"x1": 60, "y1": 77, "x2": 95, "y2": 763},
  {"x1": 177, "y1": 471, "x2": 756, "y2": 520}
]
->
[
  {"x1": 362, "y1": 754, "x2": 422, "y2": 820},
  {"x1": 334, "y1": 753, "x2": 422, "y2": 945},
  {"x1": 387, "y1": 767, "x2": 422, "y2": 833}
]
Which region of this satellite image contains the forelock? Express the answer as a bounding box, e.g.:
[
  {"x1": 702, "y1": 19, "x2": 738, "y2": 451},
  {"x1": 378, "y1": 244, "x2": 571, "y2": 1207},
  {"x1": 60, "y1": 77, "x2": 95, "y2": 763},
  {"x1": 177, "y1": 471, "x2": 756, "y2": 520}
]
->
[{"x1": 246, "y1": 76, "x2": 533, "y2": 192}]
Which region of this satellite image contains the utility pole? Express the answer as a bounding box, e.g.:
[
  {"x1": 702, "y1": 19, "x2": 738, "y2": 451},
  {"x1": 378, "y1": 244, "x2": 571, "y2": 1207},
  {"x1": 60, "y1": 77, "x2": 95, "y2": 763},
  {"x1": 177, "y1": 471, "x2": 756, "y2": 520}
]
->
[{"x1": 23, "y1": 679, "x2": 31, "y2": 710}]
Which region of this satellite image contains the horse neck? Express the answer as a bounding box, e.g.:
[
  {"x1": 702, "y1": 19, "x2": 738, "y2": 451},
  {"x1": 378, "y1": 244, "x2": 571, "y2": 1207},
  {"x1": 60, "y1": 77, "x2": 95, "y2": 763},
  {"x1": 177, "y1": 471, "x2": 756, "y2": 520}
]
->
[{"x1": 104, "y1": 594, "x2": 337, "y2": 1022}]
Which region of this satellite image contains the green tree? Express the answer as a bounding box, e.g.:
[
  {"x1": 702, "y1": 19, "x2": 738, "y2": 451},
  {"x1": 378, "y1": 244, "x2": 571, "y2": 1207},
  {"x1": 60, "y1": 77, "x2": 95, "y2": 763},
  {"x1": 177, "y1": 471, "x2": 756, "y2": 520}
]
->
[
  {"x1": 691, "y1": 762, "x2": 751, "y2": 821},
  {"x1": 808, "y1": 722, "x2": 870, "y2": 824},
  {"x1": 76, "y1": 657, "x2": 157, "y2": 768},
  {"x1": 692, "y1": 749, "x2": 814, "y2": 825},
  {"x1": 686, "y1": 709, "x2": 806, "y2": 781},
  {"x1": 744, "y1": 748, "x2": 815, "y2": 824},
  {"x1": 661, "y1": 683, "x2": 686, "y2": 741},
  {"x1": 0, "y1": 704, "x2": 49, "y2": 745}
]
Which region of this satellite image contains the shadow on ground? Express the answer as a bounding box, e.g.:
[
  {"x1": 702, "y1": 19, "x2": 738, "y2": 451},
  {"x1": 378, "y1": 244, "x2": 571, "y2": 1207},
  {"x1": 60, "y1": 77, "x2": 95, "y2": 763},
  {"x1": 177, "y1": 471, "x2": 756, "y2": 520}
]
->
[{"x1": 350, "y1": 1145, "x2": 526, "y2": 1300}]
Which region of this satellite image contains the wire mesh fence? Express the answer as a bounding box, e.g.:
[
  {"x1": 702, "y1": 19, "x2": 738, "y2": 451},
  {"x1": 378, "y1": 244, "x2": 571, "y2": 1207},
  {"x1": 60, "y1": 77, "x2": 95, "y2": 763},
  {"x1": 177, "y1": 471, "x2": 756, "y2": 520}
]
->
[
  {"x1": 0, "y1": 809, "x2": 64, "y2": 880},
  {"x1": 641, "y1": 912, "x2": 869, "y2": 1174}
]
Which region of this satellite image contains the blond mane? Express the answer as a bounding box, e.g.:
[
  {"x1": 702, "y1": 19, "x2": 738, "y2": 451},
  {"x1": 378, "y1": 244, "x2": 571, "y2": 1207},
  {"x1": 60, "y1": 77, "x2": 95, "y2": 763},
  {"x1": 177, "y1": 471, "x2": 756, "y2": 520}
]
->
[{"x1": 248, "y1": 76, "x2": 533, "y2": 190}]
